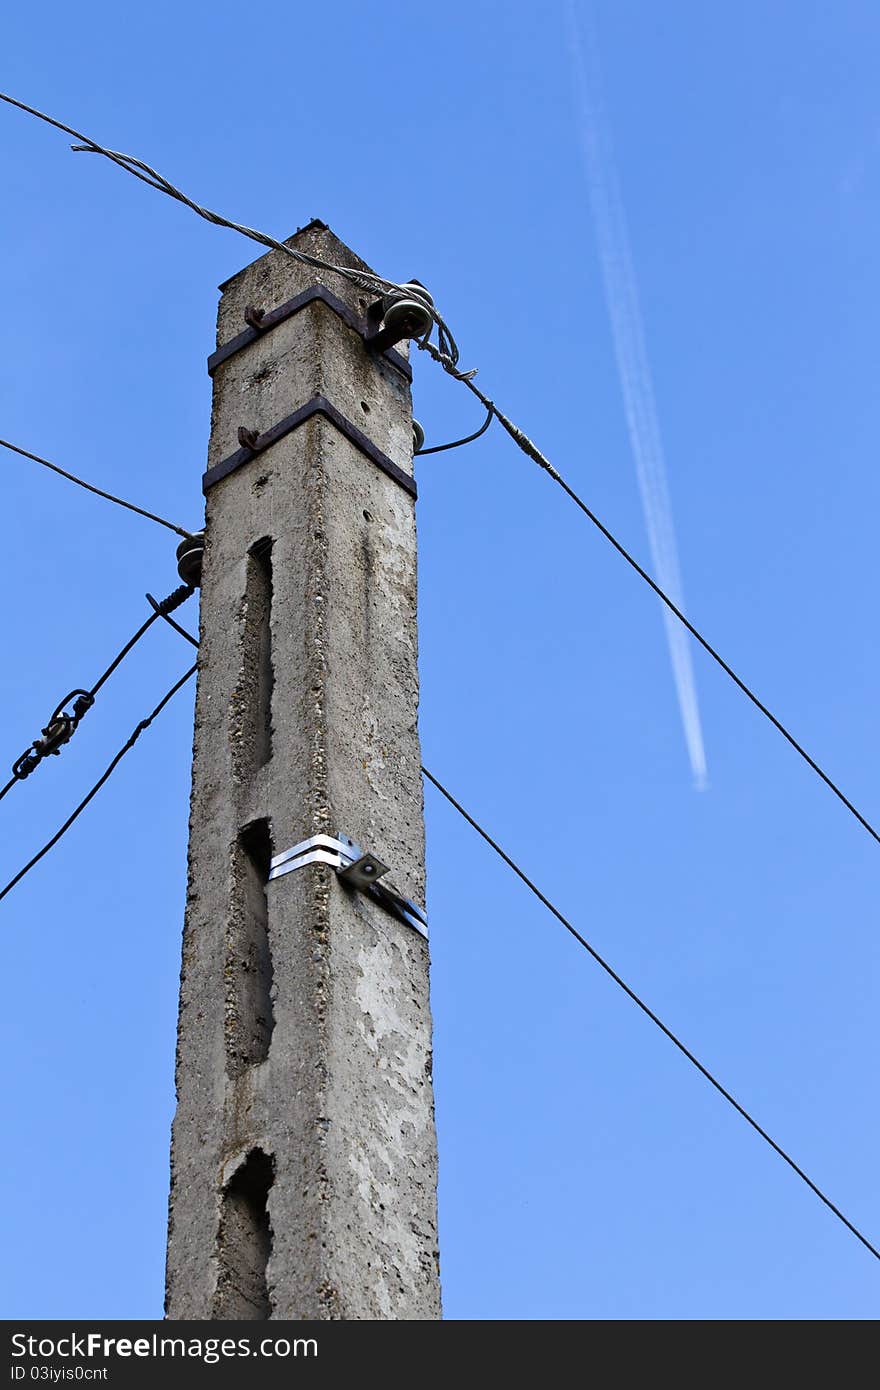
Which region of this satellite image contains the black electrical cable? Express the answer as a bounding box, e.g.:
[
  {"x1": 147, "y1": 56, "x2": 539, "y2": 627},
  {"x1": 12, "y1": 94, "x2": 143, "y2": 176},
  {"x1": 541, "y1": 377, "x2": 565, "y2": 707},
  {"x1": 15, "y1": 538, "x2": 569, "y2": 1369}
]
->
[
  {"x1": 0, "y1": 664, "x2": 197, "y2": 905},
  {"x1": 0, "y1": 437, "x2": 192, "y2": 538},
  {"x1": 88, "y1": 613, "x2": 160, "y2": 700},
  {"x1": 422, "y1": 764, "x2": 880, "y2": 1264},
  {"x1": 415, "y1": 402, "x2": 496, "y2": 456},
  {"x1": 430, "y1": 369, "x2": 880, "y2": 849},
  {"x1": 87, "y1": 587, "x2": 192, "y2": 698}
]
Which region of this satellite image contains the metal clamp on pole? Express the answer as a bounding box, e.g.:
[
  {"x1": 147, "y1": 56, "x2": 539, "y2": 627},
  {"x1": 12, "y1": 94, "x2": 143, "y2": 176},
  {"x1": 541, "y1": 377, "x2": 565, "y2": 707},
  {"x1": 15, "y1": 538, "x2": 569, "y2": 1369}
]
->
[{"x1": 268, "y1": 831, "x2": 428, "y2": 940}]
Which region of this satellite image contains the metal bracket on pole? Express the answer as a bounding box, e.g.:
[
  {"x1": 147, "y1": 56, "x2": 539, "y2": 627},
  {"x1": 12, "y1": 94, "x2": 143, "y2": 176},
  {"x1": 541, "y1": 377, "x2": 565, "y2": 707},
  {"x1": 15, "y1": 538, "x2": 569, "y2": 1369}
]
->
[
  {"x1": 202, "y1": 394, "x2": 418, "y2": 499},
  {"x1": 268, "y1": 832, "x2": 428, "y2": 940},
  {"x1": 206, "y1": 284, "x2": 413, "y2": 383}
]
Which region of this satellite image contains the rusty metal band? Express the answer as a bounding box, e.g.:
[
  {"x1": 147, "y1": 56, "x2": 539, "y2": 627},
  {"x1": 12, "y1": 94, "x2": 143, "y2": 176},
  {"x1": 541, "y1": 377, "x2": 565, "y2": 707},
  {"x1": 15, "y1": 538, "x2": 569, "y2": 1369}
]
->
[
  {"x1": 202, "y1": 394, "x2": 418, "y2": 499},
  {"x1": 207, "y1": 284, "x2": 412, "y2": 382}
]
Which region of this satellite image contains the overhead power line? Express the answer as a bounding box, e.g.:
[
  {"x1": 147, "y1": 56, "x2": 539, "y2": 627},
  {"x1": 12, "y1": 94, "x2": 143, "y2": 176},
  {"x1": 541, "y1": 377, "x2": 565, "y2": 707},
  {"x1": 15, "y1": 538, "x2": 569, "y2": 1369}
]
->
[
  {"x1": 0, "y1": 663, "x2": 197, "y2": 906},
  {"x1": 3, "y1": 91, "x2": 878, "y2": 852},
  {"x1": 0, "y1": 437, "x2": 192, "y2": 538},
  {"x1": 0, "y1": 584, "x2": 195, "y2": 803},
  {"x1": 0, "y1": 92, "x2": 460, "y2": 370},
  {"x1": 422, "y1": 764, "x2": 880, "y2": 1265},
  {"x1": 440, "y1": 372, "x2": 880, "y2": 847}
]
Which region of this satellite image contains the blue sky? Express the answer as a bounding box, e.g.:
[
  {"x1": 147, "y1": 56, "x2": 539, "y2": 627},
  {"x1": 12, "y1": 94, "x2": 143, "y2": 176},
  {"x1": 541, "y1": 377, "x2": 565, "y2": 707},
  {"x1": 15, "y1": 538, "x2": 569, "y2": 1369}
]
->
[{"x1": 1, "y1": 1, "x2": 878, "y2": 1320}]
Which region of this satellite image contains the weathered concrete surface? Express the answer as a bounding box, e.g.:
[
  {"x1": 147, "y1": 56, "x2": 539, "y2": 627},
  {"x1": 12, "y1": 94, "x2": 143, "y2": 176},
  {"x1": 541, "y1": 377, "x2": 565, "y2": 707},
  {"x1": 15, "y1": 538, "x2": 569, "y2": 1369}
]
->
[{"x1": 165, "y1": 223, "x2": 441, "y2": 1320}]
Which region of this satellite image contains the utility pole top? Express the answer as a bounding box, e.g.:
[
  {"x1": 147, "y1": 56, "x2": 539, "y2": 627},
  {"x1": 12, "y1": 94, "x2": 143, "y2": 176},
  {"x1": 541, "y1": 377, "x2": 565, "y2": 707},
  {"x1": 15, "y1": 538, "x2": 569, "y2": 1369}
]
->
[{"x1": 165, "y1": 222, "x2": 441, "y2": 1320}]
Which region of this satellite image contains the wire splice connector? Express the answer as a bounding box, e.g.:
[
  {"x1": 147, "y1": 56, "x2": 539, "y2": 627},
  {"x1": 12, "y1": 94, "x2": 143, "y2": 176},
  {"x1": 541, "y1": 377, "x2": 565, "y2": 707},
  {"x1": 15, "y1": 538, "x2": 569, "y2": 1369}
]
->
[{"x1": 11, "y1": 690, "x2": 95, "y2": 781}]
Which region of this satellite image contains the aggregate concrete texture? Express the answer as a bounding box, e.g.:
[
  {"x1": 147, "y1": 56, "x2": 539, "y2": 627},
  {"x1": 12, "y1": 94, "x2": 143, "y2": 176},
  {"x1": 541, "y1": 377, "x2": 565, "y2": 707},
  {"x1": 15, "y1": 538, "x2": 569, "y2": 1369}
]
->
[{"x1": 165, "y1": 223, "x2": 441, "y2": 1320}]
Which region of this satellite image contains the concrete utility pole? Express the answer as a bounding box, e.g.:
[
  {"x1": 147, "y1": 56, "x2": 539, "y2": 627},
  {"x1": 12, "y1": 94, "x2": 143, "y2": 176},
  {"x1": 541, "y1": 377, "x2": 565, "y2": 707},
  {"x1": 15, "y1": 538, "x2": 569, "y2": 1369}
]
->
[{"x1": 165, "y1": 222, "x2": 441, "y2": 1321}]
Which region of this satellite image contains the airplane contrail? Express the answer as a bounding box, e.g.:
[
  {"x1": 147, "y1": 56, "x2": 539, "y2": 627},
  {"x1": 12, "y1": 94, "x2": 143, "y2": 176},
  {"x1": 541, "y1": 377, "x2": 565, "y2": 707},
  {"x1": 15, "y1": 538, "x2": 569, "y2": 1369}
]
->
[{"x1": 564, "y1": 1, "x2": 708, "y2": 790}]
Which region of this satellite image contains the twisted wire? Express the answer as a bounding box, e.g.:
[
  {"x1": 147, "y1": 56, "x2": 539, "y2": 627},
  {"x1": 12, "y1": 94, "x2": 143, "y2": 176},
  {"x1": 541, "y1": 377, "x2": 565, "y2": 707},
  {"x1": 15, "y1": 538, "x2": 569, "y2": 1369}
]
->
[{"x1": 146, "y1": 592, "x2": 199, "y2": 649}]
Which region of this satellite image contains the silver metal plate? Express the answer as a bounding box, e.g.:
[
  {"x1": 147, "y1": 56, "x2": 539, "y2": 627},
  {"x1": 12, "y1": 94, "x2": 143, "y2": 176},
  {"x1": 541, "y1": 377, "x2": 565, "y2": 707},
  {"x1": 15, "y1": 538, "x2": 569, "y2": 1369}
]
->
[
  {"x1": 269, "y1": 832, "x2": 348, "y2": 876},
  {"x1": 268, "y1": 847, "x2": 344, "y2": 881}
]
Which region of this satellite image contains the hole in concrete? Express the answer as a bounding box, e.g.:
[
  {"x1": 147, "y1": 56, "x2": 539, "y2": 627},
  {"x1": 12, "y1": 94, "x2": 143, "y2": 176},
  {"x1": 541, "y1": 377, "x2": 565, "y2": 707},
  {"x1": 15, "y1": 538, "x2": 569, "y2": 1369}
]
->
[
  {"x1": 227, "y1": 819, "x2": 274, "y2": 1078},
  {"x1": 360, "y1": 400, "x2": 370, "y2": 414},
  {"x1": 363, "y1": 510, "x2": 373, "y2": 523},
  {"x1": 214, "y1": 1148, "x2": 275, "y2": 1320},
  {"x1": 239, "y1": 539, "x2": 274, "y2": 772}
]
